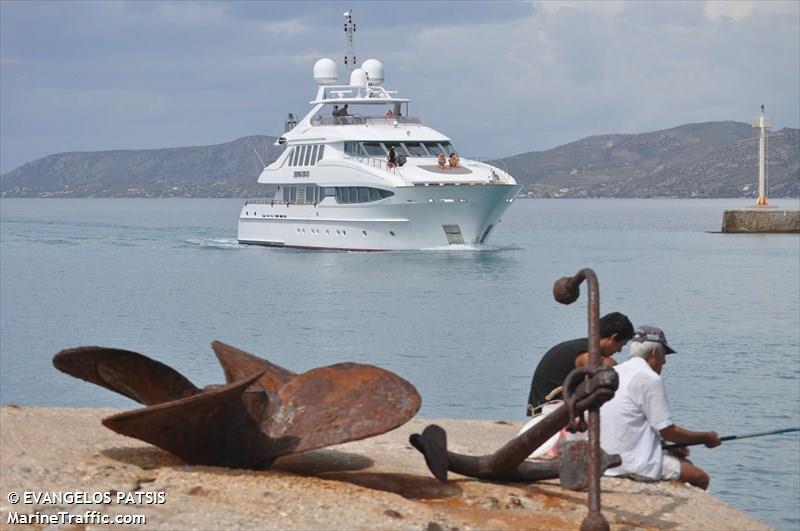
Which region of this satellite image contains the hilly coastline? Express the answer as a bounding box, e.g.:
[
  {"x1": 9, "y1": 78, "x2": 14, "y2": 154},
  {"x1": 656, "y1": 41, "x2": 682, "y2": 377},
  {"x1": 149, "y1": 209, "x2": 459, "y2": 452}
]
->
[{"x1": 2, "y1": 122, "x2": 798, "y2": 198}]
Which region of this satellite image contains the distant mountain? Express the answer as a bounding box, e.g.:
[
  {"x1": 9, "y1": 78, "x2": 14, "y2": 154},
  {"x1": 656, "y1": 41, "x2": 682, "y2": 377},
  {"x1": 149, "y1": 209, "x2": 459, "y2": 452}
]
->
[
  {"x1": 502, "y1": 122, "x2": 799, "y2": 198},
  {"x1": 1, "y1": 135, "x2": 282, "y2": 198},
  {"x1": 1, "y1": 122, "x2": 798, "y2": 198}
]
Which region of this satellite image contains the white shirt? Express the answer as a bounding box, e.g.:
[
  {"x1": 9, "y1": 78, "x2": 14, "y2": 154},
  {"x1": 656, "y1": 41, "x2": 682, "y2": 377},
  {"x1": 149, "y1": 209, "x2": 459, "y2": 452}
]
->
[{"x1": 600, "y1": 357, "x2": 674, "y2": 479}]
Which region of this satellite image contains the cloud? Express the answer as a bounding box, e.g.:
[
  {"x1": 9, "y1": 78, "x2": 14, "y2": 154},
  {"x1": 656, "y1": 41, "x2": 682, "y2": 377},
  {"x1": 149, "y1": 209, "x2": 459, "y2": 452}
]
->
[
  {"x1": 1, "y1": 1, "x2": 798, "y2": 172},
  {"x1": 704, "y1": 1, "x2": 755, "y2": 21},
  {"x1": 261, "y1": 19, "x2": 309, "y2": 37}
]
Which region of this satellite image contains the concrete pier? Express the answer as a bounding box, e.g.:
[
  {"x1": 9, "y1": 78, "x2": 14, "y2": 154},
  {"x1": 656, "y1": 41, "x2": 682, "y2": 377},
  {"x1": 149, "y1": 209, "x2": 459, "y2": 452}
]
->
[
  {"x1": 722, "y1": 206, "x2": 800, "y2": 233},
  {"x1": 0, "y1": 406, "x2": 770, "y2": 530}
]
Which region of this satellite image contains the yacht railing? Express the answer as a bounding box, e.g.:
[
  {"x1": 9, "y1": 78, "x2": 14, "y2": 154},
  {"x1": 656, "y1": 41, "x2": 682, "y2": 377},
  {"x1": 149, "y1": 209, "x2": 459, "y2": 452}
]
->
[
  {"x1": 312, "y1": 116, "x2": 422, "y2": 127},
  {"x1": 468, "y1": 156, "x2": 510, "y2": 176},
  {"x1": 344, "y1": 155, "x2": 400, "y2": 174}
]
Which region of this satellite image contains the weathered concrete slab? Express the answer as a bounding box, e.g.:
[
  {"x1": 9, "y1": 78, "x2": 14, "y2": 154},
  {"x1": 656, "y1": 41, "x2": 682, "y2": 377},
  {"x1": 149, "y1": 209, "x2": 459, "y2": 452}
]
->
[
  {"x1": 0, "y1": 406, "x2": 770, "y2": 530},
  {"x1": 722, "y1": 207, "x2": 800, "y2": 233}
]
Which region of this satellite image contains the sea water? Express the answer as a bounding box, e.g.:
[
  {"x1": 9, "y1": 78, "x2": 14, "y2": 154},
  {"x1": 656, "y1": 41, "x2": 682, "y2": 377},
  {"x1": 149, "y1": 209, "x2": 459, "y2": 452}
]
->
[{"x1": 1, "y1": 197, "x2": 799, "y2": 529}]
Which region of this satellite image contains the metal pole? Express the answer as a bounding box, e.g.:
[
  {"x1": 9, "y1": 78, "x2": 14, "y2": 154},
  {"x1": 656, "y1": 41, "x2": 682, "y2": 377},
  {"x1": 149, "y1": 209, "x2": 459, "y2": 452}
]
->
[{"x1": 553, "y1": 268, "x2": 609, "y2": 531}]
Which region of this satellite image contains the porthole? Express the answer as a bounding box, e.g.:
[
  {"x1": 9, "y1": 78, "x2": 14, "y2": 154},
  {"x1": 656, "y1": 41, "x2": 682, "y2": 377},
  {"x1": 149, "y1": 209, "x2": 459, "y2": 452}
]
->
[
  {"x1": 362, "y1": 230, "x2": 367, "y2": 237},
  {"x1": 326, "y1": 229, "x2": 330, "y2": 235},
  {"x1": 389, "y1": 231, "x2": 396, "y2": 236}
]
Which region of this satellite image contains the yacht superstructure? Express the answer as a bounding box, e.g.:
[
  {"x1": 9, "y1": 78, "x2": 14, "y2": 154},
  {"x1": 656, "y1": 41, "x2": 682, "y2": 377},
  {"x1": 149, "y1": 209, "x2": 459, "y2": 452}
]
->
[{"x1": 237, "y1": 13, "x2": 520, "y2": 251}]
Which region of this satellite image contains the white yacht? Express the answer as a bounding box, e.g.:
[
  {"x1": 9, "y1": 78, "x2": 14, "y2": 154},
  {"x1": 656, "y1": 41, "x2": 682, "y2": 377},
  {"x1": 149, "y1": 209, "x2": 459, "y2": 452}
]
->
[{"x1": 237, "y1": 13, "x2": 520, "y2": 251}]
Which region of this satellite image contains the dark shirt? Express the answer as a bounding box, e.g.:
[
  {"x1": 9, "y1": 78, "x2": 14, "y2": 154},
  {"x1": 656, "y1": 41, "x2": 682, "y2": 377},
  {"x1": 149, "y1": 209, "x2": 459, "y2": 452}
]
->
[{"x1": 527, "y1": 338, "x2": 588, "y2": 414}]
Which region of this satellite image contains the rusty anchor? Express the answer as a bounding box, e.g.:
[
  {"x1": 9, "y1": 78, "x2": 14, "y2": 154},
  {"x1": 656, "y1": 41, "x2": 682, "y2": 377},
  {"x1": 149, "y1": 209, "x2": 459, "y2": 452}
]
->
[
  {"x1": 409, "y1": 366, "x2": 619, "y2": 483},
  {"x1": 53, "y1": 341, "x2": 421, "y2": 469},
  {"x1": 409, "y1": 268, "x2": 621, "y2": 531}
]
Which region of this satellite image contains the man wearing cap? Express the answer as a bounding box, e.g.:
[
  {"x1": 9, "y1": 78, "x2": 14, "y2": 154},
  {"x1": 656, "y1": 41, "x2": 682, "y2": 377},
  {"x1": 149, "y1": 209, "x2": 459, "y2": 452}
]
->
[{"x1": 600, "y1": 326, "x2": 721, "y2": 489}]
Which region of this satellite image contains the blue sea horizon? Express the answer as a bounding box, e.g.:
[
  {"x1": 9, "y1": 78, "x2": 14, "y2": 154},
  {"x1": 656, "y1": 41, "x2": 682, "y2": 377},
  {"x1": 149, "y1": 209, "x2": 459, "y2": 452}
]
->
[{"x1": 1, "y1": 197, "x2": 798, "y2": 529}]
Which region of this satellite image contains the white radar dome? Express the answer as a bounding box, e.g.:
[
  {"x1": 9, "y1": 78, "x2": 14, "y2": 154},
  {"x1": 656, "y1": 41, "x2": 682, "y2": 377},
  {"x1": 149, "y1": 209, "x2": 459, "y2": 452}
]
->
[
  {"x1": 313, "y1": 58, "x2": 338, "y2": 85},
  {"x1": 361, "y1": 59, "x2": 384, "y2": 85},
  {"x1": 349, "y1": 67, "x2": 367, "y2": 88}
]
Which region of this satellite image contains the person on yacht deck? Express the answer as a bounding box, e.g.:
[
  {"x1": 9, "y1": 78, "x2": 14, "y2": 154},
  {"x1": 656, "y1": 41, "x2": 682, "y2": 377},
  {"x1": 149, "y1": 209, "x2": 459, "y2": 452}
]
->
[
  {"x1": 387, "y1": 146, "x2": 397, "y2": 169},
  {"x1": 448, "y1": 153, "x2": 460, "y2": 169},
  {"x1": 332, "y1": 105, "x2": 340, "y2": 117},
  {"x1": 437, "y1": 153, "x2": 447, "y2": 169}
]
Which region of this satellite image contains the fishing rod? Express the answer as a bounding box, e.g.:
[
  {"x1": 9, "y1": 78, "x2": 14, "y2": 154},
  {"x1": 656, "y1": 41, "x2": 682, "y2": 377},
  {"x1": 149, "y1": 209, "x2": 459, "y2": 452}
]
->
[{"x1": 662, "y1": 427, "x2": 800, "y2": 450}]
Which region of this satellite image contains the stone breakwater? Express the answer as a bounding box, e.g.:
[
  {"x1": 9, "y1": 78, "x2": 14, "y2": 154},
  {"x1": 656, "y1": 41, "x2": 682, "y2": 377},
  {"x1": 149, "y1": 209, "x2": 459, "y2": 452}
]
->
[
  {"x1": 0, "y1": 406, "x2": 769, "y2": 530},
  {"x1": 722, "y1": 207, "x2": 800, "y2": 233}
]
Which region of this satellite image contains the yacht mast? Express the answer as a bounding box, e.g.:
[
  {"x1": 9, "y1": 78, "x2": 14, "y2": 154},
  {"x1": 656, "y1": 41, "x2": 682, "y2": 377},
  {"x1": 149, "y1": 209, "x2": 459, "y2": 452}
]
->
[{"x1": 343, "y1": 10, "x2": 356, "y2": 77}]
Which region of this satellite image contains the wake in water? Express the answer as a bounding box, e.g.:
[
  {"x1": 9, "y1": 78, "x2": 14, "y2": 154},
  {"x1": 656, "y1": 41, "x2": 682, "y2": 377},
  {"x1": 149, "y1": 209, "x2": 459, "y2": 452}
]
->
[
  {"x1": 417, "y1": 243, "x2": 522, "y2": 252},
  {"x1": 181, "y1": 237, "x2": 241, "y2": 250}
]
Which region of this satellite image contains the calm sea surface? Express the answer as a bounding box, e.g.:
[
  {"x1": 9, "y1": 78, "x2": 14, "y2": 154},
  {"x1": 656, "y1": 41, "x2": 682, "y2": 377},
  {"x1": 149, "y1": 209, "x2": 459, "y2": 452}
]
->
[{"x1": 1, "y1": 198, "x2": 799, "y2": 529}]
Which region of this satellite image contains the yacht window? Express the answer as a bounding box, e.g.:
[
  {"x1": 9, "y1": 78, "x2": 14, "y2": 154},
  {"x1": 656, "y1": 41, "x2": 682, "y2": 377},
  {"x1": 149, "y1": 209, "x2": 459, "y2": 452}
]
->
[
  {"x1": 441, "y1": 142, "x2": 456, "y2": 156},
  {"x1": 362, "y1": 142, "x2": 386, "y2": 157},
  {"x1": 334, "y1": 186, "x2": 395, "y2": 204},
  {"x1": 344, "y1": 141, "x2": 362, "y2": 156},
  {"x1": 316, "y1": 145, "x2": 325, "y2": 163},
  {"x1": 290, "y1": 186, "x2": 297, "y2": 202},
  {"x1": 303, "y1": 146, "x2": 313, "y2": 166},
  {"x1": 310, "y1": 145, "x2": 318, "y2": 165},
  {"x1": 290, "y1": 147, "x2": 299, "y2": 166},
  {"x1": 306, "y1": 186, "x2": 316, "y2": 203},
  {"x1": 295, "y1": 146, "x2": 304, "y2": 166},
  {"x1": 403, "y1": 142, "x2": 428, "y2": 157},
  {"x1": 424, "y1": 142, "x2": 444, "y2": 156}
]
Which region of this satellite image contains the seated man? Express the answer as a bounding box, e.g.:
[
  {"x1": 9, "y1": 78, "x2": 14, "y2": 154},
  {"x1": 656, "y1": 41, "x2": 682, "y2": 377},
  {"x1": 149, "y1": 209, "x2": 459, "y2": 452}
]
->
[
  {"x1": 527, "y1": 312, "x2": 634, "y2": 416},
  {"x1": 437, "y1": 152, "x2": 447, "y2": 169},
  {"x1": 600, "y1": 326, "x2": 720, "y2": 489}
]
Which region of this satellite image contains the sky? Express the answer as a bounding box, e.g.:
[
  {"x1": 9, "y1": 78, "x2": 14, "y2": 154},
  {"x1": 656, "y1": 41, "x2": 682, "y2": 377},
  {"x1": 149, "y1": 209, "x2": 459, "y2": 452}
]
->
[{"x1": 1, "y1": 0, "x2": 798, "y2": 174}]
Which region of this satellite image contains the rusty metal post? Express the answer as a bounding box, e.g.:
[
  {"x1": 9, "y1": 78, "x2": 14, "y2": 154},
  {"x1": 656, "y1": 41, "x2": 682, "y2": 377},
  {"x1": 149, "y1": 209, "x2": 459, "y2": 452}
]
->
[{"x1": 553, "y1": 268, "x2": 609, "y2": 531}]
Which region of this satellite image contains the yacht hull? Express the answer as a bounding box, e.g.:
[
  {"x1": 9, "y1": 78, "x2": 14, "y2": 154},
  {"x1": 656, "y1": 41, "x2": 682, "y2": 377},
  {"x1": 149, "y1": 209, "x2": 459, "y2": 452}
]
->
[{"x1": 238, "y1": 184, "x2": 520, "y2": 251}]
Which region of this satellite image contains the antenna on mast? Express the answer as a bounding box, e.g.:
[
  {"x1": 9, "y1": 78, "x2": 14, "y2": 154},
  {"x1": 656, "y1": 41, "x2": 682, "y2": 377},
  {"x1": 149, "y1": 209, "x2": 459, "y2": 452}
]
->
[
  {"x1": 343, "y1": 9, "x2": 356, "y2": 77},
  {"x1": 751, "y1": 104, "x2": 773, "y2": 206}
]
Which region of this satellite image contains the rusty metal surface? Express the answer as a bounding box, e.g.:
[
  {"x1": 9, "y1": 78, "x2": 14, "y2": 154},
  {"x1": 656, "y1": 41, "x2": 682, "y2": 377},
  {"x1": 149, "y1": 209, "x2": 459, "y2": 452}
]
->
[
  {"x1": 271, "y1": 362, "x2": 421, "y2": 454},
  {"x1": 409, "y1": 367, "x2": 617, "y2": 482},
  {"x1": 54, "y1": 341, "x2": 421, "y2": 469},
  {"x1": 554, "y1": 268, "x2": 611, "y2": 531},
  {"x1": 103, "y1": 372, "x2": 272, "y2": 469},
  {"x1": 211, "y1": 340, "x2": 295, "y2": 392},
  {"x1": 558, "y1": 440, "x2": 622, "y2": 491},
  {"x1": 52, "y1": 347, "x2": 200, "y2": 406}
]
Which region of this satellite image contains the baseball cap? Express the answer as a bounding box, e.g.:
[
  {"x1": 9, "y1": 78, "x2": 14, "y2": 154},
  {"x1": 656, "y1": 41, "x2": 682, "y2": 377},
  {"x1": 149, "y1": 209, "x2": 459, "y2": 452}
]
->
[{"x1": 631, "y1": 325, "x2": 676, "y2": 354}]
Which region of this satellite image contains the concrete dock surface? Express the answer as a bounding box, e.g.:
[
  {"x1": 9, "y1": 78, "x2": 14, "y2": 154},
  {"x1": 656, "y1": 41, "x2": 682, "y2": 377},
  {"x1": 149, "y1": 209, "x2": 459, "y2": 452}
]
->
[{"x1": 0, "y1": 406, "x2": 770, "y2": 530}]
